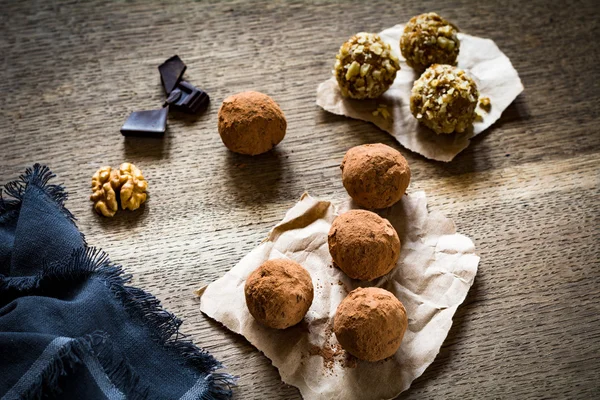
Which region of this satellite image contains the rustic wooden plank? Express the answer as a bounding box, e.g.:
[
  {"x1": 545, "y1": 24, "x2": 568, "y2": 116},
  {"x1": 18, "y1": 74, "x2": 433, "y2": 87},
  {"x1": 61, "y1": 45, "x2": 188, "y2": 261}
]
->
[{"x1": 1, "y1": 0, "x2": 599, "y2": 398}]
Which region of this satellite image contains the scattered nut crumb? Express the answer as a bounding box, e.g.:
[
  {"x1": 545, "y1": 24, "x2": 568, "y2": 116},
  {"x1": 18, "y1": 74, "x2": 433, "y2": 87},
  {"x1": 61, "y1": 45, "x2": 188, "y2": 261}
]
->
[
  {"x1": 372, "y1": 104, "x2": 392, "y2": 120},
  {"x1": 479, "y1": 96, "x2": 491, "y2": 111}
]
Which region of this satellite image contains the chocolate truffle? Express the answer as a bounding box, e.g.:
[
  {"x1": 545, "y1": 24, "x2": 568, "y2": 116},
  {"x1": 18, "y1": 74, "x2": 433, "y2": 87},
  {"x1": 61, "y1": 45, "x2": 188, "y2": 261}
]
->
[
  {"x1": 218, "y1": 91, "x2": 286, "y2": 155},
  {"x1": 334, "y1": 287, "x2": 408, "y2": 362},
  {"x1": 328, "y1": 210, "x2": 400, "y2": 281},
  {"x1": 245, "y1": 259, "x2": 314, "y2": 329},
  {"x1": 341, "y1": 143, "x2": 411, "y2": 209},
  {"x1": 410, "y1": 64, "x2": 479, "y2": 134},
  {"x1": 334, "y1": 32, "x2": 400, "y2": 99},
  {"x1": 400, "y1": 12, "x2": 460, "y2": 72}
]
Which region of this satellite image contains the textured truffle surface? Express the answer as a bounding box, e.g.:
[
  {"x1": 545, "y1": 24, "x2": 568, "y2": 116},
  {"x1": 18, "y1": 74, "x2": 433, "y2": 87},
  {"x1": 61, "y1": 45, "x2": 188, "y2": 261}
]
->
[
  {"x1": 245, "y1": 259, "x2": 314, "y2": 329},
  {"x1": 334, "y1": 287, "x2": 408, "y2": 362},
  {"x1": 333, "y1": 32, "x2": 400, "y2": 99},
  {"x1": 400, "y1": 12, "x2": 460, "y2": 72},
  {"x1": 410, "y1": 64, "x2": 479, "y2": 134},
  {"x1": 341, "y1": 143, "x2": 411, "y2": 209},
  {"x1": 218, "y1": 91, "x2": 286, "y2": 155},
  {"x1": 328, "y1": 210, "x2": 400, "y2": 281}
]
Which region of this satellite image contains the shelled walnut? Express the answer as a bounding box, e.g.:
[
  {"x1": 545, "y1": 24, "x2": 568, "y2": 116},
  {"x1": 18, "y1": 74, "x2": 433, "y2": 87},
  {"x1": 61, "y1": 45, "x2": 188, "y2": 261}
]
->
[
  {"x1": 90, "y1": 163, "x2": 147, "y2": 217},
  {"x1": 333, "y1": 32, "x2": 400, "y2": 99},
  {"x1": 90, "y1": 166, "x2": 119, "y2": 217}
]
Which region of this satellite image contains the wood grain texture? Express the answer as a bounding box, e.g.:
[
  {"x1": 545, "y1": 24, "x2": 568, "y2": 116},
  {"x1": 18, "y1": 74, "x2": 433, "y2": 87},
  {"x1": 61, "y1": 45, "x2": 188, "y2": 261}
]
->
[{"x1": 1, "y1": 0, "x2": 599, "y2": 398}]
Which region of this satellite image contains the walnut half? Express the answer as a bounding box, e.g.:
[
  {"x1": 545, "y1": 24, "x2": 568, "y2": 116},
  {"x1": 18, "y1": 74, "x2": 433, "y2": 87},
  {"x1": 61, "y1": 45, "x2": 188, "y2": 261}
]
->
[
  {"x1": 90, "y1": 166, "x2": 118, "y2": 217},
  {"x1": 114, "y1": 163, "x2": 148, "y2": 211},
  {"x1": 90, "y1": 163, "x2": 148, "y2": 217}
]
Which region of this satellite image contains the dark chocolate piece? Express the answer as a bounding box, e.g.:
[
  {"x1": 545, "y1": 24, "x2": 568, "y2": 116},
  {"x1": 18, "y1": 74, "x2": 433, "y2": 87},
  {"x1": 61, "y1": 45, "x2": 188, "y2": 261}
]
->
[
  {"x1": 158, "y1": 55, "x2": 186, "y2": 95},
  {"x1": 120, "y1": 107, "x2": 168, "y2": 136},
  {"x1": 169, "y1": 80, "x2": 210, "y2": 114}
]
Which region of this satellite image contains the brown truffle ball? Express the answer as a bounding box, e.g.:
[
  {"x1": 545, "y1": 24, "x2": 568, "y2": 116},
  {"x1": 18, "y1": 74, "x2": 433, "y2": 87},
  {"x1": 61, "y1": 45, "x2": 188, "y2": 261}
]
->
[
  {"x1": 244, "y1": 259, "x2": 314, "y2": 329},
  {"x1": 328, "y1": 210, "x2": 400, "y2": 281},
  {"x1": 334, "y1": 287, "x2": 408, "y2": 362},
  {"x1": 410, "y1": 64, "x2": 479, "y2": 134},
  {"x1": 400, "y1": 12, "x2": 460, "y2": 72},
  {"x1": 333, "y1": 32, "x2": 400, "y2": 99},
  {"x1": 341, "y1": 143, "x2": 411, "y2": 209},
  {"x1": 218, "y1": 91, "x2": 286, "y2": 155}
]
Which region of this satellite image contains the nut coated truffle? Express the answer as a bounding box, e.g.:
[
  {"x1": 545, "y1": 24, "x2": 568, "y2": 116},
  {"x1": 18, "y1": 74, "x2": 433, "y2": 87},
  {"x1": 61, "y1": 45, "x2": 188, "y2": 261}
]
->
[
  {"x1": 218, "y1": 91, "x2": 286, "y2": 155},
  {"x1": 410, "y1": 64, "x2": 479, "y2": 134},
  {"x1": 334, "y1": 32, "x2": 400, "y2": 99},
  {"x1": 244, "y1": 259, "x2": 314, "y2": 329},
  {"x1": 341, "y1": 143, "x2": 411, "y2": 209},
  {"x1": 334, "y1": 287, "x2": 408, "y2": 362},
  {"x1": 328, "y1": 210, "x2": 400, "y2": 281},
  {"x1": 400, "y1": 12, "x2": 460, "y2": 72}
]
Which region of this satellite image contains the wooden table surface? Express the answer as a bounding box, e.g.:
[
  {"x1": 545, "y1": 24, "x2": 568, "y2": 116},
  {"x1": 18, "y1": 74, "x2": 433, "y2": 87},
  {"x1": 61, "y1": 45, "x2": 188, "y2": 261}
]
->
[{"x1": 1, "y1": 0, "x2": 599, "y2": 398}]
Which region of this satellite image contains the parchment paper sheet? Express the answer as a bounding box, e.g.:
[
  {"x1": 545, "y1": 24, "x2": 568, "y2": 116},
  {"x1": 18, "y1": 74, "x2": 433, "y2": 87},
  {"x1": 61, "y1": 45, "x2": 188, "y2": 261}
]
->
[
  {"x1": 316, "y1": 24, "x2": 524, "y2": 162},
  {"x1": 200, "y1": 192, "x2": 479, "y2": 400}
]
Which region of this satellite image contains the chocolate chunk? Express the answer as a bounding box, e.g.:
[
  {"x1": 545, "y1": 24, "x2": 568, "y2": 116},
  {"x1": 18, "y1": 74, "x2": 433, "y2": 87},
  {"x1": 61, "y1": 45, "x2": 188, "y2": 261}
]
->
[
  {"x1": 120, "y1": 107, "x2": 168, "y2": 136},
  {"x1": 169, "y1": 80, "x2": 210, "y2": 114},
  {"x1": 158, "y1": 55, "x2": 186, "y2": 95}
]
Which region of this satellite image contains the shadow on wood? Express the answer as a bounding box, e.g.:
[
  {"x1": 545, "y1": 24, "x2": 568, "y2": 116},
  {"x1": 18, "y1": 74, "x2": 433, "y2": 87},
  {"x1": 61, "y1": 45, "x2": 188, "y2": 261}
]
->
[
  {"x1": 223, "y1": 148, "x2": 288, "y2": 205},
  {"x1": 91, "y1": 201, "x2": 150, "y2": 231},
  {"x1": 123, "y1": 135, "x2": 171, "y2": 160},
  {"x1": 169, "y1": 101, "x2": 213, "y2": 126}
]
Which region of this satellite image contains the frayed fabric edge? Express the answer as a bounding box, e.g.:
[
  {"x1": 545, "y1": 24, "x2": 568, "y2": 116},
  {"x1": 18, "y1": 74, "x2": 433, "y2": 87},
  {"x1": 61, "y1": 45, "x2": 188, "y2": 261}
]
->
[
  {"x1": 0, "y1": 163, "x2": 86, "y2": 245},
  {"x1": 88, "y1": 248, "x2": 237, "y2": 399},
  {"x1": 8, "y1": 332, "x2": 146, "y2": 400},
  {"x1": 1, "y1": 247, "x2": 236, "y2": 399},
  {"x1": 0, "y1": 165, "x2": 235, "y2": 399}
]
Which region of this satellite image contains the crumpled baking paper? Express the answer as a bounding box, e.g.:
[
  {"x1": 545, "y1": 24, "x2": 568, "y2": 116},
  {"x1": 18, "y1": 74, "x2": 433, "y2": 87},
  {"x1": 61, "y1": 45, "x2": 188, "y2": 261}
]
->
[
  {"x1": 316, "y1": 24, "x2": 524, "y2": 162},
  {"x1": 199, "y1": 192, "x2": 479, "y2": 400}
]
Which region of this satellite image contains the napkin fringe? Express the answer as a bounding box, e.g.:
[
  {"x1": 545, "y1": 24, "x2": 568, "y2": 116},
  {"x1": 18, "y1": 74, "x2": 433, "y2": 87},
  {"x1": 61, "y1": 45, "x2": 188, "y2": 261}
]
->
[
  {"x1": 0, "y1": 163, "x2": 85, "y2": 244},
  {"x1": 81, "y1": 248, "x2": 236, "y2": 399},
  {"x1": 0, "y1": 165, "x2": 235, "y2": 399},
  {"x1": 2, "y1": 247, "x2": 236, "y2": 399},
  {"x1": 21, "y1": 332, "x2": 147, "y2": 400}
]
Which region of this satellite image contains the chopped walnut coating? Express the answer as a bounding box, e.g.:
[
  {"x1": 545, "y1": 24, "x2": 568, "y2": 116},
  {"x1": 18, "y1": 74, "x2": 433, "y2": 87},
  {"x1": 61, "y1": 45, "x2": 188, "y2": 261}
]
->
[
  {"x1": 90, "y1": 166, "x2": 118, "y2": 217},
  {"x1": 410, "y1": 64, "x2": 479, "y2": 134},
  {"x1": 114, "y1": 163, "x2": 147, "y2": 211},
  {"x1": 400, "y1": 13, "x2": 460, "y2": 72},
  {"x1": 334, "y1": 32, "x2": 400, "y2": 99}
]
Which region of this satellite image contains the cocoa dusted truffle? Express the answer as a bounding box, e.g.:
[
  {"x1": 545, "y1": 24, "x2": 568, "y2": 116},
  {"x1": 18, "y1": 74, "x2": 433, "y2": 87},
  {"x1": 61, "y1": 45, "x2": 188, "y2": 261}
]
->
[
  {"x1": 400, "y1": 12, "x2": 460, "y2": 72},
  {"x1": 328, "y1": 210, "x2": 400, "y2": 281},
  {"x1": 244, "y1": 259, "x2": 314, "y2": 329},
  {"x1": 334, "y1": 32, "x2": 400, "y2": 99},
  {"x1": 410, "y1": 64, "x2": 479, "y2": 134},
  {"x1": 334, "y1": 287, "x2": 408, "y2": 362},
  {"x1": 341, "y1": 143, "x2": 411, "y2": 209},
  {"x1": 218, "y1": 91, "x2": 286, "y2": 155}
]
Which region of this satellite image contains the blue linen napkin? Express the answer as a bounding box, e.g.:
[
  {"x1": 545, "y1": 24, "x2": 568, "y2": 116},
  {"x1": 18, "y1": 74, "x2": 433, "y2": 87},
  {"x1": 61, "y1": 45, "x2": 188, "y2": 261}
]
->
[{"x1": 0, "y1": 165, "x2": 234, "y2": 399}]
